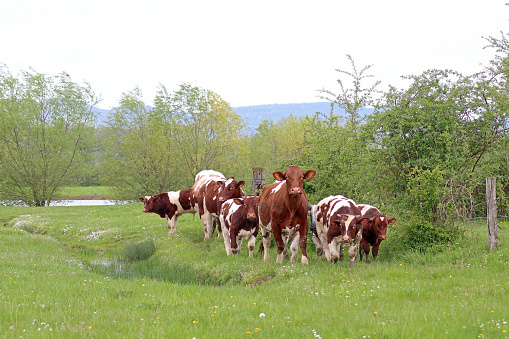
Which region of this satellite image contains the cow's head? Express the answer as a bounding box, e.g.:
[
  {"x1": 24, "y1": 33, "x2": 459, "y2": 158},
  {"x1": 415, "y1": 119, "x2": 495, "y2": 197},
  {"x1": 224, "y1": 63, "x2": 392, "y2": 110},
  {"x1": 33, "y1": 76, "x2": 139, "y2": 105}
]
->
[
  {"x1": 334, "y1": 215, "x2": 368, "y2": 243},
  {"x1": 243, "y1": 195, "x2": 259, "y2": 226},
  {"x1": 373, "y1": 215, "x2": 396, "y2": 241},
  {"x1": 273, "y1": 165, "x2": 316, "y2": 199},
  {"x1": 218, "y1": 177, "x2": 245, "y2": 204},
  {"x1": 139, "y1": 194, "x2": 170, "y2": 218},
  {"x1": 139, "y1": 195, "x2": 156, "y2": 213}
]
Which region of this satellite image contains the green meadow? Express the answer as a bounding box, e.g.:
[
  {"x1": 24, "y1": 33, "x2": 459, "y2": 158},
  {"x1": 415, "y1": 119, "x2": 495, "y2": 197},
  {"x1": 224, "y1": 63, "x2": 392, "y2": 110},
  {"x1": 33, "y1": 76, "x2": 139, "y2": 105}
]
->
[{"x1": 0, "y1": 202, "x2": 508, "y2": 338}]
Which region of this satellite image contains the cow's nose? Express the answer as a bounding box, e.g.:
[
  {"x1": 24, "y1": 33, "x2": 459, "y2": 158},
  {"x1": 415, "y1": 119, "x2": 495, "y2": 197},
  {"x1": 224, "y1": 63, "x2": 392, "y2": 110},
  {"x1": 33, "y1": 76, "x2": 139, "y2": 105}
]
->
[
  {"x1": 247, "y1": 213, "x2": 257, "y2": 221},
  {"x1": 289, "y1": 187, "x2": 302, "y2": 196},
  {"x1": 379, "y1": 235, "x2": 387, "y2": 240},
  {"x1": 342, "y1": 235, "x2": 351, "y2": 243}
]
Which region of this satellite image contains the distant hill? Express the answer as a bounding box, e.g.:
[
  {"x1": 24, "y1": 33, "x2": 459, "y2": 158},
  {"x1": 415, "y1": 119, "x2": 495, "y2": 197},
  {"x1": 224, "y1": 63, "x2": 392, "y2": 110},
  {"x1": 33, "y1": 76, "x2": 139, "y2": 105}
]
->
[
  {"x1": 234, "y1": 102, "x2": 374, "y2": 131},
  {"x1": 93, "y1": 102, "x2": 374, "y2": 131}
]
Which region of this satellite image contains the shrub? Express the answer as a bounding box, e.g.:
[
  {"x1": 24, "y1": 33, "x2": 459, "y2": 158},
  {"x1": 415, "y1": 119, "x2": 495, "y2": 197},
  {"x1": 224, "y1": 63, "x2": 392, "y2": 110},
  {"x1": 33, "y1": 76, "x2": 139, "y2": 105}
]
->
[{"x1": 123, "y1": 239, "x2": 156, "y2": 262}]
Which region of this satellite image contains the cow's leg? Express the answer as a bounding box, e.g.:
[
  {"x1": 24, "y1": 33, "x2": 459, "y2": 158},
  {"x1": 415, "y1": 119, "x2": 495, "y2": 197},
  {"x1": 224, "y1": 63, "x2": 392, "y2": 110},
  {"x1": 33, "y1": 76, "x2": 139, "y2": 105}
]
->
[
  {"x1": 247, "y1": 234, "x2": 256, "y2": 258},
  {"x1": 298, "y1": 225, "x2": 309, "y2": 265},
  {"x1": 200, "y1": 213, "x2": 211, "y2": 239},
  {"x1": 339, "y1": 243, "x2": 345, "y2": 261},
  {"x1": 318, "y1": 232, "x2": 331, "y2": 262},
  {"x1": 215, "y1": 217, "x2": 223, "y2": 238},
  {"x1": 235, "y1": 237, "x2": 243, "y2": 255},
  {"x1": 360, "y1": 239, "x2": 371, "y2": 263},
  {"x1": 329, "y1": 239, "x2": 340, "y2": 263},
  {"x1": 372, "y1": 240, "x2": 381, "y2": 263},
  {"x1": 289, "y1": 233, "x2": 299, "y2": 263},
  {"x1": 348, "y1": 230, "x2": 363, "y2": 268},
  {"x1": 312, "y1": 233, "x2": 323, "y2": 259},
  {"x1": 273, "y1": 231, "x2": 286, "y2": 264},
  {"x1": 261, "y1": 227, "x2": 271, "y2": 262},
  {"x1": 167, "y1": 215, "x2": 178, "y2": 235},
  {"x1": 205, "y1": 213, "x2": 215, "y2": 239},
  {"x1": 222, "y1": 228, "x2": 232, "y2": 256}
]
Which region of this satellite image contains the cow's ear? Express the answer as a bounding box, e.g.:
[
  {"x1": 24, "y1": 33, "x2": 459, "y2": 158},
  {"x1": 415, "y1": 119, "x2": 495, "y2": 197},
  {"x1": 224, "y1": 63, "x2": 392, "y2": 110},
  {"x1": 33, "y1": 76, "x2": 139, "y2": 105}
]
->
[
  {"x1": 237, "y1": 181, "x2": 245, "y2": 188},
  {"x1": 388, "y1": 218, "x2": 396, "y2": 225},
  {"x1": 217, "y1": 181, "x2": 225, "y2": 188},
  {"x1": 138, "y1": 197, "x2": 144, "y2": 202},
  {"x1": 303, "y1": 170, "x2": 316, "y2": 180},
  {"x1": 234, "y1": 198, "x2": 243, "y2": 205},
  {"x1": 273, "y1": 171, "x2": 285, "y2": 181}
]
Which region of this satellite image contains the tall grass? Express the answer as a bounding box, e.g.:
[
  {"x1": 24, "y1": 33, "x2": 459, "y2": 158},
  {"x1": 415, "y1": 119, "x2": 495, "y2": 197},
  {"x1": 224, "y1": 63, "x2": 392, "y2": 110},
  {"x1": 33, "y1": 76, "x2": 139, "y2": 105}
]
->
[{"x1": 0, "y1": 203, "x2": 508, "y2": 338}]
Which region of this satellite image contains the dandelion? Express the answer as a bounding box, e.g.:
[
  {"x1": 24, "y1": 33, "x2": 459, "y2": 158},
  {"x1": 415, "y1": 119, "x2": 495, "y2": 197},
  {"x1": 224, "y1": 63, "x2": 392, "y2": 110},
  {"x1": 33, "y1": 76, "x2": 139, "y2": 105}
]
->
[
  {"x1": 253, "y1": 303, "x2": 256, "y2": 306},
  {"x1": 88, "y1": 326, "x2": 92, "y2": 329},
  {"x1": 193, "y1": 320, "x2": 198, "y2": 324},
  {"x1": 374, "y1": 312, "x2": 378, "y2": 316},
  {"x1": 247, "y1": 331, "x2": 251, "y2": 334}
]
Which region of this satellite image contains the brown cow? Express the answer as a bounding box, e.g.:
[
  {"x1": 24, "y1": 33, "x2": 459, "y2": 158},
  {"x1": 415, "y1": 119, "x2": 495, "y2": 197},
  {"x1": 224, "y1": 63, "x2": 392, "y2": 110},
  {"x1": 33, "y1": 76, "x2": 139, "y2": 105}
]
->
[
  {"x1": 258, "y1": 165, "x2": 316, "y2": 264},
  {"x1": 357, "y1": 204, "x2": 396, "y2": 263},
  {"x1": 219, "y1": 195, "x2": 259, "y2": 257},
  {"x1": 191, "y1": 170, "x2": 245, "y2": 239},
  {"x1": 138, "y1": 188, "x2": 195, "y2": 235},
  {"x1": 309, "y1": 195, "x2": 368, "y2": 268}
]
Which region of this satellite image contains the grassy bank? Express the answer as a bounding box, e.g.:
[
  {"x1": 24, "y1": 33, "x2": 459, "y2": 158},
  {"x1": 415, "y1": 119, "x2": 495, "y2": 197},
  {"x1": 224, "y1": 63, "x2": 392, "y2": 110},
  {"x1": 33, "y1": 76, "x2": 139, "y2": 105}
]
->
[{"x1": 0, "y1": 203, "x2": 508, "y2": 338}]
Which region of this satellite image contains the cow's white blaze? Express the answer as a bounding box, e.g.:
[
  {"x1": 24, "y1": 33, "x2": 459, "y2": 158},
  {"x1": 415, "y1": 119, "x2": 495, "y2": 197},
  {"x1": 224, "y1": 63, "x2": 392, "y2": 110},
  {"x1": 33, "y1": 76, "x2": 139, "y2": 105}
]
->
[{"x1": 270, "y1": 180, "x2": 284, "y2": 194}]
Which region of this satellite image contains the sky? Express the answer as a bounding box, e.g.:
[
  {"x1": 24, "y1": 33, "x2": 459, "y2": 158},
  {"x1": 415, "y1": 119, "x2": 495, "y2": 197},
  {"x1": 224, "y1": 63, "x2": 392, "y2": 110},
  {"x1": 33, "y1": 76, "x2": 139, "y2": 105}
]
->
[{"x1": 2, "y1": 0, "x2": 508, "y2": 110}]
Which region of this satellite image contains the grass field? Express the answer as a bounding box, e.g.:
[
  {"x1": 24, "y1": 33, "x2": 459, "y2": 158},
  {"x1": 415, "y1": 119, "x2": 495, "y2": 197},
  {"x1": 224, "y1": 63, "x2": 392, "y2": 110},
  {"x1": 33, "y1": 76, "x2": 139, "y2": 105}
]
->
[{"x1": 0, "y1": 202, "x2": 508, "y2": 338}]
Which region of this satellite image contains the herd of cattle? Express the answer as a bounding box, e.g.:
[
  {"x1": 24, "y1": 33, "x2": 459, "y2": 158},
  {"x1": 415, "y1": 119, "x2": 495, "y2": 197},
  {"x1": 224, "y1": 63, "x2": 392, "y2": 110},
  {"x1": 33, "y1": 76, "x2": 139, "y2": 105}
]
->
[{"x1": 138, "y1": 165, "x2": 396, "y2": 267}]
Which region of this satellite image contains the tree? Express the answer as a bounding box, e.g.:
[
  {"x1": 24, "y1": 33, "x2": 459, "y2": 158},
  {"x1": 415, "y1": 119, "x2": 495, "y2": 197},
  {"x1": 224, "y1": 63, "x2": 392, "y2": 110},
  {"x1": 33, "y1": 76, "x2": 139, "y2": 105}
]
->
[
  {"x1": 101, "y1": 87, "x2": 184, "y2": 199},
  {"x1": 368, "y1": 67, "x2": 509, "y2": 196},
  {"x1": 317, "y1": 54, "x2": 380, "y2": 129},
  {"x1": 248, "y1": 115, "x2": 309, "y2": 173},
  {"x1": 153, "y1": 83, "x2": 247, "y2": 179},
  {"x1": 303, "y1": 55, "x2": 383, "y2": 205},
  {"x1": 0, "y1": 66, "x2": 98, "y2": 206}
]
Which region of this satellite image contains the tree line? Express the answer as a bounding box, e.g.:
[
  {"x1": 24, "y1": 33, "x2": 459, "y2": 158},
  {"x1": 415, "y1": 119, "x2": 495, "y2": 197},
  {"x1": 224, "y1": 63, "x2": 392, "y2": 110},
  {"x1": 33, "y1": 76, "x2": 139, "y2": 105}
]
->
[{"x1": 1, "y1": 33, "x2": 509, "y2": 253}]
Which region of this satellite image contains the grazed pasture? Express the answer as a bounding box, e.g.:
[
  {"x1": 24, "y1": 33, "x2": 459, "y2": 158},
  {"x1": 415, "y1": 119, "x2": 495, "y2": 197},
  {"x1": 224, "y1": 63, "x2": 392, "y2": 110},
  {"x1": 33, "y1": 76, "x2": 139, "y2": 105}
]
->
[{"x1": 0, "y1": 203, "x2": 508, "y2": 338}]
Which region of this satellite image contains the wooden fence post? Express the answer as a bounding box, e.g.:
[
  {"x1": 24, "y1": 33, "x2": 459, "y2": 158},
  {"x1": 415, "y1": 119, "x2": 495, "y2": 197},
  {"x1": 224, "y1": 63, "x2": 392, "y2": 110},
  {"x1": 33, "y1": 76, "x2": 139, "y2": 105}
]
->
[
  {"x1": 252, "y1": 167, "x2": 266, "y2": 195},
  {"x1": 486, "y1": 177, "x2": 499, "y2": 250}
]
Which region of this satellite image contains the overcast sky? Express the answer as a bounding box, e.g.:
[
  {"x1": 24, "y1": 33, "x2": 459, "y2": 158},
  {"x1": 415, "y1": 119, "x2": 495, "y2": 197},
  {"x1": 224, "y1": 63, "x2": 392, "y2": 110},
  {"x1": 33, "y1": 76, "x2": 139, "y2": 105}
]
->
[{"x1": 2, "y1": 1, "x2": 508, "y2": 109}]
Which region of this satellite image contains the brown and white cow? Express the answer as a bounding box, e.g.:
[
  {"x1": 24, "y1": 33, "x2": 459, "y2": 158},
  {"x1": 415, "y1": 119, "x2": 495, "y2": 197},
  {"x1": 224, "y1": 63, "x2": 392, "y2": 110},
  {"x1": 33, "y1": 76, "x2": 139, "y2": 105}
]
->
[
  {"x1": 191, "y1": 170, "x2": 245, "y2": 239},
  {"x1": 219, "y1": 195, "x2": 259, "y2": 257},
  {"x1": 309, "y1": 195, "x2": 368, "y2": 268},
  {"x1": 138, "y1": 188, "x2": 195, "y2": 235},
  {"x1": 258, "y1": 165, "x2": 316, "y2": 264},
  {"x1": 357, "y1": 204, "x2": 396, "y2": 263}
]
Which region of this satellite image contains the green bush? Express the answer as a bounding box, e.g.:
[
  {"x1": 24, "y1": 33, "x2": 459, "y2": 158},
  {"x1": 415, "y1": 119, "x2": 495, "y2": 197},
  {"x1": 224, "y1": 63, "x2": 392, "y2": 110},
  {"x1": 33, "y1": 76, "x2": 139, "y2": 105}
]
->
[{"x1": 123, "y1": 239, "x2": 156, "y2": 262}]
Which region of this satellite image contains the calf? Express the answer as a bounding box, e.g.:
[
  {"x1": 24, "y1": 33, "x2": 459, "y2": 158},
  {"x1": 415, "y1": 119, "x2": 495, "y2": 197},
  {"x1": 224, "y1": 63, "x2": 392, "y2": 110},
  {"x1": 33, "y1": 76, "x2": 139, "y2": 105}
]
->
[
  {"x1": 357, "y1": 204, "x2": 396, "y2": 263},
  {"x1": 138, "y1": 188, "x2": 195, "y2": 235},
  {"x1": 258, "y1": 165, "x2": 316, "y2": 264},
  {"x1": 191, "y1": 170, "x2": 245, "y2": 239},
  {"x1": 309, "y1": 195, "x2": 368, "y2": 268},
  {"x1": 219, "y1": 195, "x2": 259, "y2": 257}
]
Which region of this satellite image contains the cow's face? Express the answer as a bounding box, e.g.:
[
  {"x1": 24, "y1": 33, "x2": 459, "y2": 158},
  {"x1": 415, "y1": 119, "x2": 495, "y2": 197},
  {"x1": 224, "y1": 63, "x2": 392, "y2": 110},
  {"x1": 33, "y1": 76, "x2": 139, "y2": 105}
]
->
[
  {"x1": 375, "y1": 216, "x2": 396, "y2": 241},
  {"x1": 273, "y1": 165, "x2": 316, "y2": 199},
  {"x1": 139, "y1": 195, "x2": 157, "y2": 213},
  {"x1": 218, "y1": 177, "x2": 245, "y2": 204},
  {"x1": 243, "y1": 195, "x2": 259, "y2": 225},
  {"x1": 348, "y1": 217, "x2": 369, "y2": 241}
]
